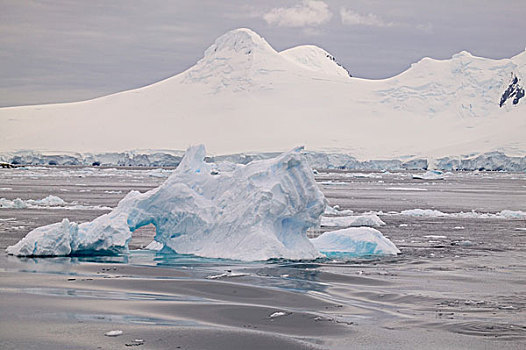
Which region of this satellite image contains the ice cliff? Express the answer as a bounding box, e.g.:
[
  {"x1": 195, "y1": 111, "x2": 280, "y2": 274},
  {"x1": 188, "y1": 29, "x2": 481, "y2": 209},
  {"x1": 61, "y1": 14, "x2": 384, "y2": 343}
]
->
[{"x1": 3, "y1": 149, "x2": 526, "y2": 171}]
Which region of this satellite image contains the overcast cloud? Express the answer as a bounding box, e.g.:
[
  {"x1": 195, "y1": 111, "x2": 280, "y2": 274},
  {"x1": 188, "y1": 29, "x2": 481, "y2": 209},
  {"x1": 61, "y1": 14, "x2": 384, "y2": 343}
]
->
[{"x1": 1, "y1": 0, "x2": 525, "y2": 107}]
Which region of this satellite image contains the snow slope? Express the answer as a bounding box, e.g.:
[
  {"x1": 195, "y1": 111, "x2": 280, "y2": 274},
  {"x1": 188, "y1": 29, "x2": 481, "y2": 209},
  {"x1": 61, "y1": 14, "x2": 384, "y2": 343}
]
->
[{"x1": 1, "y1": 28, "x2": 525, "y2": 159}]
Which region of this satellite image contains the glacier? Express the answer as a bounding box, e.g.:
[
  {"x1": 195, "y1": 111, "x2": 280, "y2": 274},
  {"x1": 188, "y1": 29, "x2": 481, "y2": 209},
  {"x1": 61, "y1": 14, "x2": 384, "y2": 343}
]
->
[
  {"x1": 2, "y1": 149, "x2": 526, "y2": 171},
  {"x1": 6, "y1": 145, "x2": 400, "y2": 260}
]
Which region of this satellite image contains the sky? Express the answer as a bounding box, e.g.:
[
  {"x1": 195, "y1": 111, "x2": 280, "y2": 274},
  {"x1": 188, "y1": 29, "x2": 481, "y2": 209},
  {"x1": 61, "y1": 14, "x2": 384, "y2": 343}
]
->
[{"x1": 1, "y1": 0, "x2": 525, "y2": 107}]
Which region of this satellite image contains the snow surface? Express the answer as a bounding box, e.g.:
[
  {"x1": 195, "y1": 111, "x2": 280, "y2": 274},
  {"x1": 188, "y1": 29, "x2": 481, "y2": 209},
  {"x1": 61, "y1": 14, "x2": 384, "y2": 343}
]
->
[
  {"x1": 310, "y1": 227, "x2": 400, "y2": 258},
  {"x1": 0, "y1": 28, "x2": 525, "y2": 160}
]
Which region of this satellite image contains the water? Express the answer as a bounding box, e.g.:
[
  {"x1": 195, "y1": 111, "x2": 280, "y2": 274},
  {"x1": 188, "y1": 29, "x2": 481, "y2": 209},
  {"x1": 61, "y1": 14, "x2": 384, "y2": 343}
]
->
[{"x1": 0, "y1": 166, "x2": 525, "y2": 349}]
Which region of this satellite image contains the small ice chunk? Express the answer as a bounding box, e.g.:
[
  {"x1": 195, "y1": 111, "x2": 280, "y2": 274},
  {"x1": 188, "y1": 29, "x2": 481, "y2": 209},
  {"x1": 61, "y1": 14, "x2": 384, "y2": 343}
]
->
[
  {"x1": 311, "y1": 227, "x2": 400, "y2": 258},
  {"x1": 104, "y1": 330, "x2": 123, "y2": 337},
  {"x1": 321, "y1": 215, "x2": 385, "y2": 228},
  {"x1": 324, "y1": 205, "x2": 353, "y2": 216},
  {"x1": 423, "y1": 235, "x2": 447, "y2": 239},
  {"x1": 413, "y1": 170, "x2": 444, "y2": 180},
  {"x1": 400, "y1": 209, "x2": 445, "y2": 217},
  {"x1": 269, "y1": 311, "x2": 288, "y2": 318},
  {"x1": 454, "y1": 240, "x2": 473, "y2": 246},
  {"x1": 0, "y1": 198, "x2": 28, "y2": 209},
  {"x1": 206, "y1": 271, "x2": 248, "y2": 279},
  {"x1": 498, "y1": 210, "x2": 526, "y2": 219},
  {"x1": 6, "y1": 219, "x2": 77, "y2": 256},
  {"x1": 0, "y1": 217, "x2": 16, "y2": 222}
]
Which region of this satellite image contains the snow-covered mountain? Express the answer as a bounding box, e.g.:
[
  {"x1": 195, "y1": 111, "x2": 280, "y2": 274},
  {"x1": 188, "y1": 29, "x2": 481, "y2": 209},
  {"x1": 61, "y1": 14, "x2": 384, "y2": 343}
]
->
[{"x1": 1, "y1": 28, "x2": 525, "y2": 160}]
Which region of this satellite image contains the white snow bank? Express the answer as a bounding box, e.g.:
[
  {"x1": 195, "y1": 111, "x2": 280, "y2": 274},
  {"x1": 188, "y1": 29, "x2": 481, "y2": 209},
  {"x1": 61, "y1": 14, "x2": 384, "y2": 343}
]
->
[
  {"x1": 321, "y1": 215, "x2": 385, "y2": 228},
  {"x1": 310, "y1": 228, "x2": 400, "y2": 258},
  {"x1": 7, "y1": 145, "x2": 327, "y2": 260},
  {"x1": 399, "y1": 209, "x2": 526, "y2": 219}
]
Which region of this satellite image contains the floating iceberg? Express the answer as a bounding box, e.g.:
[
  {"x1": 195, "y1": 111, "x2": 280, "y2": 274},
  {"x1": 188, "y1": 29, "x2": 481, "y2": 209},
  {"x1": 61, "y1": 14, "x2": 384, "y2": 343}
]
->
[
  {"x1": 7, "y1": 145, "x2": 400, "y2": 260},
  {"x1": 7, "y1": 145, "x2": 328, "y2": 260},
  {"x1": 310, "y1": 228, "x2": 400, "y2": 258}
]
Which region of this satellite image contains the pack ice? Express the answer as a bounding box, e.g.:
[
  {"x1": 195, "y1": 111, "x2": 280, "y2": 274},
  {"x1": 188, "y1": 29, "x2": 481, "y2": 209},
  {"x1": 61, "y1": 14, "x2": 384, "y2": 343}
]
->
[{"x1": 6, "y1": 146, "x2": 398, "y2": 260}]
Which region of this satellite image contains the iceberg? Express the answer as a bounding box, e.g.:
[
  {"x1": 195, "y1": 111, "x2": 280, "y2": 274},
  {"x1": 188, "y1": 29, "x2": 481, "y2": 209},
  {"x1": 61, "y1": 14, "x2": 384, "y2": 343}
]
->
[
  {"x1": 7, "y1": 145, "x2": 401, "y2": 260},
  {"x1": 7, "y1": 145, "x2": 327, "y2": 260},
  {"x1": 310, "y1": 228, "x2": 400, "y2": 258}
]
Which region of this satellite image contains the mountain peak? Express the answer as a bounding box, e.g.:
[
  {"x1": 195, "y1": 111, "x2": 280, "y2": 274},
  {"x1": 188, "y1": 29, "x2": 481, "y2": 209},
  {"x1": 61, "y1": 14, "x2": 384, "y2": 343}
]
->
[
  {"x1": 203, "y1": 28, "x2": 275, "y2": 58},
  {"x1": 182, "y1": 28, "x2": 281, "y2": 91},
  {"x1": 452, "y1": 50, "x2": 474, "y2": 59}
]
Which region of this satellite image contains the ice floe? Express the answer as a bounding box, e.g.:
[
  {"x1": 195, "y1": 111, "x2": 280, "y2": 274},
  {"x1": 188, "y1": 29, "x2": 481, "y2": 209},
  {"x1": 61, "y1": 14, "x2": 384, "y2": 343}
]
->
[
  {"x1": 399, "y1": 209, "x2": 526, "y2": 219},
  {"x1": 310, "y1": 227, "x2": 400, "y2": 258},
  {"x1": 321, "y1": 215, "x2": 385, "y2": 228},
  {"x1": 0, "y1": 195, "x2": 111, "y2": 210},
  {"x1": 386, "y1": 187, "x2": 428, "y2": 191},
  {"x1": 412, "y1": 170, "x2": 445, "y2": 180},
  {"x1": 323, "y1": 205, "x2": 353, "y2": 216}
]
